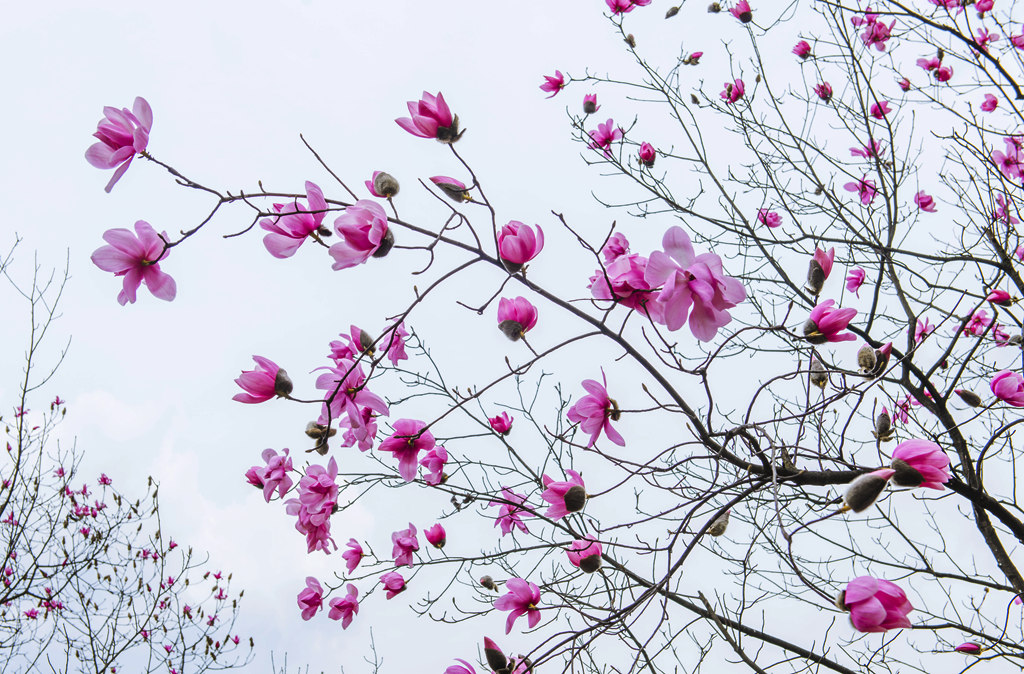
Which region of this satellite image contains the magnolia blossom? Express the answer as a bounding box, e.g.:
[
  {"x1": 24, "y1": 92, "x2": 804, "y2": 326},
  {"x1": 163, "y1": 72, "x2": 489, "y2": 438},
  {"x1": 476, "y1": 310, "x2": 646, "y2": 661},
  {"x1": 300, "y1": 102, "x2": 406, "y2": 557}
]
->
[
  {"x1": 814, "y1": 82, "x2": 833, "y2": 102},
  {"x1": 898, "y1": 77, "x2": 911, "y2": 91},
  {"x1": 91, "y1": 221, "x2": 176, "y2": 305},
  {"x1": 489, "y1": 412, "x2": 513, "y2": 435},
  {"x1": 914, "y1": 191, "x2": 936, "y2": 212},
  {"x1": 379, "y1": 419, "x2": 436, "y2": 482},
  {"x1": 330, "y1": 200, "x2": 392, "y2": 270},
  {"x1": 955, "y1": 642, "x2": 982, "y2": 654},
  {"x1": 638, "y1": 142, "x2": 656, "y2": 167},
  {"x1": 991, "y1": 136, "x2": 1024, "y2": 179},
  {"x1": 602, "y1": 232, "x2": 630, "y2": 261},
  {"x1": 494, "y1": 578, "x2": 542, "y2": 634},
  {"x1": 840, "y1": 576, "x2": 913, "y2": 633},
  {"x1": 844, "y1": 176, "x2": 877, "y2": 205},
  {"x1": 384, "y1": 322, "x2": 409, "y2": 365},
  {"x1": 757, "y1": 209, "x2": 782, "y2": 228},
  {"x1": 314, "y1": 358, "x2": 388, "y2": 428},
  {"x1": 846, "y1": 267, "x2": 866, "y2": 297},
  {"x1": 566, "y1": 535, "x2": 603, "y2": 573},
  {"x1": 297, "y1": 577, "x2": 323, "y2": 621},
  {"x1": 327, "y1": 584, "x2": 359, "y2": 629},
  {"x1": 342, "y1": 538, "x2": 363, "y2": 573},
  {"x1": 605, "y1": 0, "x2": 651, "y2": 14},
  {"x1": 498, "y1": 221, "x2": 545, "y2": 270},
  {"x1": 497, "y1": 297, "x2": 539, "y2": 340},
  {"x1": 890, "y1": 439, "x2": 950, "y2": 489},
  {"x1": 588, "y1": 252, "x2": 660, "y2": 319},
  {"x1": 860, "y1": 18, "x2": 895, "y2": 51},
  {"x1": 992, "y1": 193, "x2": 1019, "y2": 225},
  {"x1": 793, "y1": 40, "x2": 811, "y2": 58},
  {"x1": 583, "y1": 93, "x2": 600, "y2": 114},
  {"x1": 446, "y1": 660, "x2": 478, "y2": 674},
  {"x1": 644, "y1": 226, "x2": 746, "y2": 341},
  {"x1": 730, "y1": 0, "x2": 752, "y2": 22},
  {"x1": 245, "y1": 448, "x2": 294, "y2": 502},
  {"x1": 987, "y1": 289, "x2": 1012, "y2": 306},
  {"x1": 541, "y1": 470, "x2": 587, "y2": 520},
  {"x1": 424, "y1": 523, "x2": 446, "y2": 548},
  {"x1": 260, "y1": 181, "x2": 327, "y2": 258},
  {"x1": 328, "y1": 325, "x2": 373, "y2": 362},
  {"x1": 914, "y1": 317, "x2": 933, "y2": 343},
  {"x1": 419, "y1": 445, "x2": 448, "y2": 485},
  {"x1": 720, "y1": 79, "x2": 745, "y2": 105},
  {"x1": 430, "y1": 175, "x2": 471, "y2": 202},
  {"x1": 492, "y1": 488, "x2": 531, "y2": 536},
  {"x1": 365, "y1": 170, "x2": 399, "y2": 198},
  {"x1": 850, "y1": 139, "x2": 883, "y2": 159},
  {"x1": 539, "y1": 70, "x2": 565, "y2": 98},
  {"x1": 391, "y1": 523, "x2": 419, "y2": 567},
  {"x1": 870, "y1": 101, "x2": 891, "y2": 119},
  {"x1": 395, "y1": 91, "x2": 462, "y2": 143},
  {"x1": 588, "y1": 118, "x2": 623, "y2": 157},
  {"x1": 803, "y1": 300, "x2": 857, "y2": 343},
  {"x1": 991, "y1": 370, "x2": 1024, "y2": 407},
  {"x1": 964, "y1": 309, "x2": 991, "y2": 336},
  {"x1": 232, "y1": 356, "x2": 293, "y2": 404},
  {"x1": 934, "y1": 65, "x2": 953, "y2": 82},
  {"x1": 85, "y1": 96, "x2": 152, "y2": 192},
  {"x1": 567, "y1": 370, "x2": 625, "y2": 447},
  {"x1": 380, "y1": 572, "x2": 406, "y2": 599}
]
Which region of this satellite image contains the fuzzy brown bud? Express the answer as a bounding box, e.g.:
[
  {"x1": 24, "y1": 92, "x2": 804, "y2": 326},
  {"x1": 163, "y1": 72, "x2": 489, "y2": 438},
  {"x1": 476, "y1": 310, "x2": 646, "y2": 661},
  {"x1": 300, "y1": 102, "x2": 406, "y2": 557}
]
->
[
  {"x1": 624, "y1": 34, "x2": 636, "y2": 48},
  {"x1": 372, "y1": 229, "x2": 395, "y2": 258},
  {"x1": 666, "y1": 5, "x2": 680, "y2": 17},
  {"x1": 1009, "y1": 334, "x2": 1023, "y2": 346},
  {"x1": 578, "y1": 554, "x2": 602, "y2": 573},
  {"x1": 955, "y1": 389, "x2": 983, "y2": 407},
  {"x1": 809, "y1": 358, "x2": 828, "y2": 389},
  {"x1": 843, "y1": 469, "x2": 894, "y2": 513},
  {"x1": 707, "y1": 509, "x2": 730, "y2": 537},
  {"x1": 484, "y1": 638, "x2": 508, "y2": 672},
  {"x1": 690, "y1": 94, "x2": 700, "y2": 105},
  {"x1": 435, "y1": 114, "x2": 464, "y2": 144},
  {"x1": 583, "y1": 99, "x2": 598, "y2": 115},
  {"x1": 805, "y1": 259, "x2": 826, "y2": 295},
  {"x1": 498, "y1": 320, "x2": 526, "y2": 342},
  {"x1": 372, "y1": 171, "x2": 400, "y2": 198},
  {"x1": 304, "y1": 422, "x2": 337, "y2": 441},
  {"x1": 563, "y1": 485, "x2": 587, "y2": 513},
  {"x1": 856, "y1": 344, "x2": 877, "y2": 374},
  {"x1": 480, "y1": 575, "x2": 498, "y2": 591},
  {"x1": 708, "y1": 2, "x2": 721, "y2": 12},
  {"x1": 274, "y1": 369, "x2": 294, "y2": 398},
  {"x1": 890, "y1": 458, "x2": 924, "y2": 488},
  {"x1": 873, "y1": 409, "x2": 893, "y2": 442}
]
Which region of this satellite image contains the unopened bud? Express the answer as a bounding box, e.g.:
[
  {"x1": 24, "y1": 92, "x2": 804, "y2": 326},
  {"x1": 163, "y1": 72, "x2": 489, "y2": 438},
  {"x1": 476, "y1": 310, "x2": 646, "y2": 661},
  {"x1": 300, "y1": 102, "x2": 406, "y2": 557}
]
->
[
  {"x1": 578, "y1": 554, "x2": 602, "y2": 573},
  {"x1": 890, "y1": 458, "x2": 924, "y2": 488},
  {"x1": 955, "y1": 389, "x2": 982, "y2": 407},
  {"x1": 1009, "y1": 334, "x2": 1023, "y2": 346},
  {"x1": 856, "y1": 344, "x2": 877, "y2": 374},
  {"x1": 480, "y1": 575, "x2": 498, "y2": 591},
  {"x1": 666, "y1": 5, "x2": 680, "y2": 17},
  {"x1": 706, "y1": 509, "x2": 730, "y2": 537},
  {"x1": 708, "y1": 2, "x2": 721, "y2": 12},
  {"x1": 304, "y1": 422, "x2": 337, "y2": 440},
  {"x1": 805, "y1": 259, "x2": 825, "y2": 295},
  {"x1": 835, "y1": 589, "x2": 848, "y2": 611},
  {"x1": 583, "y1": 99, "x2": 598, "y2": 115},
  {"x1": 843, "y1": 469, "x2": 895, "y2": 513},
  {"x1": 372, "y1": 229, "x2": 395, "y2": 258},
  {"x1": 936, "y1": 47, "x2": 945, "y2": 62},
  {"x1": 372, "y1": 171, "x2": 400, "y2": 198},
  {"x1": 274, "y1": 369, "x2": 294, "y2": 398},
  {"x1": 691, "y1": 94, "x2": 700, "y2": 105},
  {"x1": 873, "y1": 409, "x2": 893, "y2": 442},
  {"x1": 563, "y1": 485, "x2": 587, "y2": 513},
  {"x1": 501, "y1": 258, "x2": 525, "y2": 275},
  {"x1": 316, "y1": 225, "x2": 332, "y2": 237},
  {"x1": 872, "y1": 343, "x2": 892, "y2": 376},
  {"x1": 498, "y1": 319, "x2": 526, "y2": 342},
  {"x1": 624, "y1": 34, "x2": 636, "y2": 48},
  {"x1": 484, "y1": 637, "x2": 508, "y2": 671},
  {"x1": 359, "y1": 329, "x2": 376, "y2": 354},
  {"x1": 809, "y1": 358, "x2": 828, "y2": 389}
]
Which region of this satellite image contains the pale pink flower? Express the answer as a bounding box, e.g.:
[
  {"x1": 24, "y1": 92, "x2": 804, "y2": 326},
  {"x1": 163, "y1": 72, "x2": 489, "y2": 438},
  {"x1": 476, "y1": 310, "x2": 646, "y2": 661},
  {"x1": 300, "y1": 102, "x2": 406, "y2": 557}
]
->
[
  {"x1": 588, "y1": 118, "x2": 624, "y2": 157},
  {"x1": 720, "y1": 79, "x2": 745, "y2": 105},
  {"x1": 342, "y1": 538, "x2": 363, "y2": 573},
  {"x1": 425, "y1": 523, "x2": 446, "y2": 548},
  {"x1": 993, "y1": 323, "x2": 1011, "y2": 346},
  {"x1": 245, "y1": 448, "x2": 294, "y2": 502},
  {"x1": 539, "y1": 71, "x2": 565, "y2": 98},
  {"x1": 492, "y1": 488, "x2": 531, "y2": 535},
  {"x1": 232, "y1": 356, "x2": 292, "y2": 404},
  {"x1": 85, "y1": 96, "x2": 152, "y2": 192},
  {"x1": 850, "y1": 139, "x2": 883, "y2": 159},
  {"x1": 260, "y1": 181, "x2": 327, "y2": 258},
  {"x1": 916, "y1": 56, "x2": 940, "y2": 72},
  {"x1": 379, "y1": 419, "x2": 435, "y2": 482},
  {"x1": 841, "y1": 576, "x2": 913, "y2": 632},
  {"x1": 982, "y1": 94, "x2": 999, "y2": 112},
  {"x1": 297, "y1": 577, "x2": 324, "y2": 621},
  {"x1": 91, "y1": 221, "x2": 176, "y2": 305},
  {"x1": 497, "y1": 297, "x2": 539, "y2": 340},
  {"x1": 494, "y1": 578, "x2": 541, "y2": 634},
  {"x1": 992, "y1": 370, "x2": 1024, "y2": 407},
  {"x1": 914, "y1": 317, "x2": 933, "y2": 342},
  {"x1": 893, "y1": 397, "x2": 911, "y2": 424},
  {"x1": 566, "y1": 535, "x2": 603, "y2": 572},
  {"x1": 286, "y1": 495, "x2": 337, "y2": 554},
  {"x1": 498, "y1": 221, "x2": 545, "y2": 269},
  {"x1": 757, "y1": 209, "x2": 782, "y2": 227},
  {"x1": 638, "y1": 142, "x2": 656, "y2": 167},
  {"x1": 730, "y1": 0, "x2": 752, "y2": 22},
  {"x1": 890, "y1": 439, "x2": 950, "y2": 489},
  {"x1": 567, "y1": 370, "x2": 625, "y2": 447},
  {"x1": 846, "y1": 267, "x2": 866, "y2": 297},
  {"x1": 844, "y1": 176, "x2": 877, "y2": 205},
  {"x1": 869, "y1": 101, "x2": 891, "y2": 119},
  {"x1": 991, "y1": 136, "x2": 1024, "y2": 179},
  {"x1": 419, "y1": 445, "x2": 448, "y2": 486},
  {"x1": 297, "y1": 457, "x2": 339, "y2": 519},
  {"x1": 391, "y1": 523, "x2": 419, "y2": 567},
  {"x1": 803, "y1": 300, "x2": 857, "y2": 343},
  {"x1": 588, "y1": 253, "x2": 661, "y2": 319},
  {"x1": 380, "y1": 571, "x2": 406, "y2": 599},
  {"x1": 489, "y1": 412, "x2": 513, "y2": 435},
  {"x1": 541, "y1": 470, "x2": 587, "y2": 519},
  {"x1": 793, "y1": 40, "x2": 811, "y2": 58},
  {"x1": 330, "y1": 200, "x2": 392, "y2": 270},
  {"x1": 914, "y1": 191, "x2": 936, "y2": 212},
  {"x1": 328, "y1": 325, "x2": 371, "y2": 363},
  {"x1": 602, "y1": 232, "x2": 630, "y2": 262},
  {"x1": 395, "y1": 91, "x2": 461, "y2": 143},
  {"x1": 327, "y1": 584, "x2": 359, "y2": 629},
  {"x1": 992, "y1": 193, "x2": 1019, "y2": 225}
]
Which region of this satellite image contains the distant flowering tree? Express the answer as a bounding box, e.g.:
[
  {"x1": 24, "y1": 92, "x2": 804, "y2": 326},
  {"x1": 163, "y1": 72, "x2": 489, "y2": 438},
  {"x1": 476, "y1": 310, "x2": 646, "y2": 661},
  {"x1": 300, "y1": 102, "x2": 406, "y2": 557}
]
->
[
  {"x1": 0, "y1": 250, "x2": 252, "y2": 673},
  {"x1": 87, "y1": 1, "x2": 1024, "y2": 672}
]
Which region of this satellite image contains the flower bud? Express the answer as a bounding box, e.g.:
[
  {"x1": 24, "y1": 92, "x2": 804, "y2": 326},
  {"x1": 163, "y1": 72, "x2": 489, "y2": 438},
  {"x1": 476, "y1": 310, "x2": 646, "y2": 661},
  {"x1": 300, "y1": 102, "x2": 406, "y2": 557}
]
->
[
  {"x1": 484, "y1": 637, "x2": 508, "y2": 672},
  {"x1": 274, "y1": 368, "x2": 294, "y2": 398},
  {"x1": 583, "y1": 95, "x2": 599, "y2": 115},
  {"x1": 708, "y1": 2, "x2": 721, "y2": 12},
  {"x1": 873, "y1": 408, "x2": 893, "y2": 442},
  {"x1": 579, "y1": 554, "x2": 602, "y2": 574},
  {"x1": 304, "y1": 421, "x2": 337, "y2": 440},
  {"x1": 480, "y1": 575, "x2": 498, "y2": 591},
  {"x1": 358, "y1": 329, "x2": 376, "y2": 354},
  {"x1": 624, "y1": 34, "x2": 636, "y2": 48},
  {"x1": 563, "y1": 485, "x2": 587, "y2": 513},
  {"x1": 856, "y1": 344, "x2": 876, "y2": 374},
  {"x1": 843, "y1": 469, "x2": 895, "y2": 513},
  {"x1": 809, "y1": 358, "x2": 828, "y2": 389},
  {"x1": 691, "y1": 94, "x2": 700, "y2": 105},
  {"x1": 372, "y1": 171, "x2": 400, "y2": 198},
  {"x1": 1009, "y1": 334, "x2": 1023, "y2": 346},
  {"x1": 707, "y1": 509, "x2": 730, "y2": 537},
  {"x1": 955, "y1": 389, "x2": 982, "y2": 407},
  {"x1": 498, "y1": 319, "x2": 526, "y2": 342},
  {"x1": 316, "y1": 225, "x2": 332, "y2": 237},
  {"x1": 955, "y1": 642, "x2": 982, "y2": 654},
  {"x1": 666, "y1": 5, "x2": 680, "y2": 17},
  {"x1": 806, "y1": 259, "x2": 826, "y2": 295}
]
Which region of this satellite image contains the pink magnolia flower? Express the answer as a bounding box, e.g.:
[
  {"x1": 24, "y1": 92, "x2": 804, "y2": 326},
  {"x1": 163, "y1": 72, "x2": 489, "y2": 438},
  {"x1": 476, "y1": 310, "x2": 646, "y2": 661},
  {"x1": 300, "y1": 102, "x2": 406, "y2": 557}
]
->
[
  {"x1": 844, "y1": 176, "x2": 877, "y2": 205},
  {"x1": 861, "y1": 19, "x2": 895, "y2": 51},
  {"x1": 813, "y1": 247, "x2": 835, "y2": 281},
  {"x1": 605, "y1": 0, "x2": 651, "y2": 14},
  {"x1": 384, "y1": 322, "x2": 409, "y2": 365},
  {"x1": 583, "y1": 94, "x2": 600, "y2": 114},
  {"x1": 260, "y1": 181, "x2": 328, "y2": 258},
  {"x1": 329, "y1": 200, "x2": 392, "y2": 270},
  {"x1": 644, "y1": 226, "x2": 747, "y2": 341},
  {"x1": 497, "y1": 296, "x2": 539, "y2": 341},
  {"x1": 803, "y1": 300, "x2": 857, "y2": 343},
  {"x1": 328, "y1": 325, "x2": 372, "y2": 363},
  {"x1": 379, "y1": 419, "x2": 435, "y2": 482},
  {"x1": 793, "y1": 40, "x2": 811, "y2": 58},
  {"x1": 342, "y1": 538, "x2": 363, "y2": 573},
  {"x1": 566, "y1": 535, "x2": 603, "y2": 572},
  {"x1": 365, "y1": 170, "x2": 399, "y2": 198},
  {"x1": 982, "y1": 94, "x2": 999, "y2": 112},
  {"x1": 720, "y1": 79, "x2": 745, "y2": 105},
  {"x1": 286, "y1": 495, "x2": 337, "y2": 554},
  {"x1": 425, "y1": 523, "x2": 446, "y2": 548},
  {"x1": 98, "y1": 473, "x2": 112, "y2": 486},
  {"x1": 991, "y1": 370, "x2": 1024, "y2": 407},
  {"x1": 446, "y1": 660, "x2": 478, "y2": 674},
  {"x1": 846, "y1": 267, "x2": 866, "y2": 297},
  {"x1": 588, "y1": 118, "x2": 623, "y2": 157},
  {"x1": 567, "y1": 370, "x2": 625, "y2": 447},
  {"x1": 914, "y1": 191, "x2": 936, "y2": 212},
  {"x1": 297, "y1": 577, "x2": 324, "y2": 621},
  {"x1": 539, "y1": 71, "x2": 565, "y2": 98},
  {"x1": 955, "y1": 642, "x2": 982, "y2": 654},
  {"x1": 730, "y1": 0, "x2": 752, "y2": 22},
  {"x1": 685, "y1": 51, "x2": 703, "y2": 65},
  {"x1": 893, "y1": 397, "x2": 911, "y2": 424},
  {"x1": 964, "y1": 309, "x2": 991, "y2": 336},
  {"x1": 315, "y1": 358, "x2": 389, "y2": 427},
  {"x1": 757, "y1": 209, "x2": 782, "y2": 228},
  {"x1": 419, "y1": 445, "x2": 448, "y2": 485},
  {"x1": 841, "y1": 576, "x2": 913, "y2": 633},
  {"x1": 232, "y1": 356, "x2": 292, "y2": 404},
  {"x1": 492, "y1": 488, "x2": 531, "y2": 535},
  {"x1": 850, "y1": 139, "x2": 883, "y2": 159},
  {"x1": 588, "y1": 252, "x2": 661, "y2": 319},
  {"x1": 489, "y1": 412, "x2": 513, "y2": 435},
  {"x1": 1012, "y1": 30, "x2": 1024, "y2": 50},
  {"x1": 898, "y1": 77, "x2": 911, "y2": 91},
  {"x1": 245, "y1": 448, "x2": 294, "y2": 502},
  {"x1": 987, "y1": 289, "x2": 1012, "y2": 306},
  {"x1": 934, "y1": 65, "x2": 953, "y2": 82},
  {"x1": 914, "y1": 316, "x2": 933, "y2": 343},
  {"x1": 638, "y1": 142, "x2": 656, "y2": 167},
  {"x1": 395, "y1": 91, "x2": 462, "y2": 143},
  {"x1": 91, "y1": 221, "x2": 176, "y2": 305},
  {"x1": 541, "y1": 470, "x2": 587, "y2": 519},
  {"x1": 993, "y1": 193, "x2": 1019, "y2": 225},
  {"x1": 991, "y1": 136, "x2": 1024, "y2": 179},
  {"x1": 85, "y1": 96, "x2": 152, "y2": 192},
  {"x1": 869, "y1": 101, "x2": 891, "y2": 119},
  {"x1": 498, "y1": 221, "x2": 545, "y2": 270},
  {"x1": 327, "y1": 584, "x2": 359, "y2": 629},
  {"x1": 602, "y1": 232, "x2": 630, "y2": 261},
  {"x1": 814, "y1": 82, "x2": 833, "y2": 102},
  {"x1": 391, "y1": 523, "x2": 419, "y2": 567},
  {"x1": 430, "y1": 175, "x2": 471, "y2": 202},
  {"x1": 890, "y1": 439, "x2": 950, "y2": 489},
  {"x1": 975, "y1": 0, "x2": 993, "y2": 15},
  {"x1": 494, "y1": 578, "x2": 541, "y2": 634},
  {"x1": 916, "y1": 56, "x2": 940, "y2": 72},
  {"x1": 297, "y1": 457, "x2": 339, "y2": 518},
  {"x1": 380, "y1": 571, "x2": 406, "y2": 599},
  {"x1": 993, "y1": 323, "x2": 1011, "y2": 346}
]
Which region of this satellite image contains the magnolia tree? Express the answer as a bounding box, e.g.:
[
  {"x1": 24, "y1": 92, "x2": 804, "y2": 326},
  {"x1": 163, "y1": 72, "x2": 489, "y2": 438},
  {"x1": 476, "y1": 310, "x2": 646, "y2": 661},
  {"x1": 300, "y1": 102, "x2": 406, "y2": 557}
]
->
[
  {"x1": 85, "y1": 0, "x2": 1024, "y2": 671},
  {"x1": 0, "y1": 250, "x2": 252, "y2": 673}
]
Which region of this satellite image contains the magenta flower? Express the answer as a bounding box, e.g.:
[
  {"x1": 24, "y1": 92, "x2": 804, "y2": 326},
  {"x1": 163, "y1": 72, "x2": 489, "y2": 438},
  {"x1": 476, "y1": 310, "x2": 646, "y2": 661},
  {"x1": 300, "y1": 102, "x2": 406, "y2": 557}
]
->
[
  {"x1": 992, "y1": 371, "x2": 1024, "y2": 407},
  {"x1": 987, "y1": 289, "x2": 1011, "y2": 306},
  {"x1": 539, "y1": 70, "x2": 565, "y2": 98},
  {"x1": 982, "y1": 94, "x2": 998, "y2": 112},
  {"x1": 315, "y1": 358, "x2": 389, "y2": 431},
  {"x1": 720, "y1": 79, "x2": 745, "y2": 105},
  {"x1": 793, "y1": 40, "x2": 811, "y2": 58},
  {"x1": 260, "y1": 181, "x2": 327, "y2": 258},
  {"x1": 419, "y1": 445, "x2": 448, "y2": 485},
  {"x1": 446, "y1": 660, "x2": 478, "y2": 674},
  {"x1": 602, "y1": 232, "x2": 630, "y2": 261},
  {"x1": 890, "y1": 439, "x2": 950, "y2": 490},
  {"x1": 803, "y1": 300, "x2": 857, "y2": 343},
  {"x1": 498, "y1": 221, "x2": 545, "y2": 270},
  {"x1": 841, "y1": 576, "x2": 913, "y2": 633},
  {"x1": 869, "y1": 101, "x2": 891, "y2": 119},
  {"x1": 638, "y1": 142, "x2": 656, "y2": 167},
  {"x1": 846, "y1": 267, "x2": 866, "y2": 297},
  {"x1": 85, "y1": 96, "x2": 152, "y2": 193},
  {"x1": 425, "y1": 523, "x2": 446, "y2": 549},
  {"x1": 860, "y1": 19, "x2": 895, "y2": 51},
  {"x1": 380, "y1": 571, "x2": 406, "y2": 599},
  {"x1": 583, "y1": 94, "x2": 600, "y2": 114},
  {"x1": 935, "y1": 65, "x2": 953, "y2": 82},
  {"x1": 964, "y1": 309, "x2": 991, "y2": 336},
  {"x1": 297, "y1": 457, "x2": 339, "y2": 519},
  {"x1": 379, "y1": 419, "x2": 435, "y2": 482},
  {"x1": 588, "y1": 252, "x2": 661, "y2": 319},
  {"x1": 993, "y1": 193, "x2": 1019, "y2": 225},
  {"x1": 492, "y1": 488, "x2": 531, "y2": 536},
  {"x1": 914, "y1": 190, "x2": 936, "y2": 212},
  {"x1": 497, "y1": 296, "x2": 538, "y2": 340},
  {"x1": 898, "y1": 77, "x2": 911, "y2": 91},
  {"x1": 955, "y1": 642, "x2": 982, "y2": 654},
  {"x1": 588, "y1": 118, "x2": 624, "y2": 157},
  {"x1": 286, "y1": 495, "x2": 337, "y2": 554},
  {"x1": 391, "y1": 523, "x2": 419, "y2": 567},
  {"x1": 489, "y1": 412, "x2": 514, "y2": 435},
  {"x1": 644, "y1": 226, "x2": 747, "y2": 341},
  {"x1": 245, "y1": 448, "x2": 294, "y2": 502},
  {"x1": 395, "y1": 91, "x2": 462, "y2": 143},
  {"x1": 327, "y1": 584, "x2": 359, "y2": 629},
  {"x1": 342, "y1": 538, "x2": 363, "y2": 573},
  {"x1": 685, "y1": 51, "x2": 703, "y2": 65},
  {"x1": 328, "y1": 325, "x2": 371, "y2": 363},
  {"x1": 541, "y1": 470, "x2": 587, "y2": 519},
  {"x1": 297, "y1": 577, "x2": 324, "y2": 621},
  {"x1": 384, "y1": 322, "x2": 409, "y2": 365},
  {"x1": 916, "y1": 56, "x2": 940, "y2": 72},
  {"x1": 813, "y1": 247, "x2": 835, "y2": 281},
  {"x1": 730, "y1": 0, "x2": 752, "y2": 22},
  {"x1": 814, "y1": 82, "x2": 833, "y2": 102},
  {"x1": 850, "y1": 139, "x2": 884, "y2": 159},
  {"x1": 232, "y1": 356, "x2": 292, "y2": 404},
  {"x1": 991, "y1": 136, "x2": 1024, "y2": 179},
  {"x1": 91, "y1": 221, "x2": 176, "y2": 305},
  {"x1": 757, "y1": 209, "x2": 782, "y2": 228},
  {"x1": 605, "y1": 0, "x2": 651, "y2": 14},
  {"x1": 494, "y1": 578, "x2": 541, "y2": 634},
  {"x1": 430, "y1": 175, "x2": 471, "y2": 202},
  {"x1": 844, "y1": 176, "x2": 877, "y2": 205},
  {"x1": 914, "y1": 317, "x2": 933, "y2": 343},
  {"x1": 330, "y1": 200, "x2": 392, "y2": 270},
  {"x1": 566, "y1": 535, "x2": 603, "y2": 572},
  {"x1": 567, "y1": 370, "x2": 625, "y2": 447}
]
